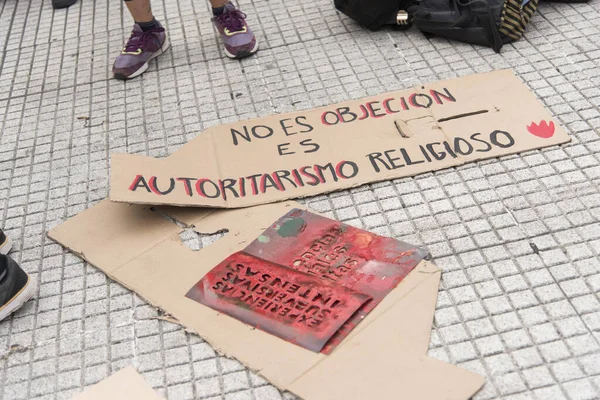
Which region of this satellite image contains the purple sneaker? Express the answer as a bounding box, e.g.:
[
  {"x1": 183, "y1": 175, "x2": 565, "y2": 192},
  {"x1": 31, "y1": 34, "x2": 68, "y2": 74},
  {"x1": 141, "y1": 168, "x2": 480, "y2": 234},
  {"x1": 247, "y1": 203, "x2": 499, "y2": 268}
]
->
[
  {"x1": 213, "y1": 3, "x2": 259, "y2": 59},
  {"x1": 113, "y1": 21, "x2": 169, "y2": 80}
]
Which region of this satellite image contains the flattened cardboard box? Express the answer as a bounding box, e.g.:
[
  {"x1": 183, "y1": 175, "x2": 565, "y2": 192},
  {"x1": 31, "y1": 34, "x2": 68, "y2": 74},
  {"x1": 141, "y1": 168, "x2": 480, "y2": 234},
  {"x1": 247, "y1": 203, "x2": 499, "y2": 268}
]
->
[
  {"x1": 52, "y1": 69, "x2": 572, "y2": 398},
  {"x1": 110, "y1": 69, "x2": 570, "y2": 208},
  {"x1": 49, "y1": 201, "x2": 485, "y2": 400},
  {"x1": 72, "y1": 366, "x2": 164, "y2": 400}
]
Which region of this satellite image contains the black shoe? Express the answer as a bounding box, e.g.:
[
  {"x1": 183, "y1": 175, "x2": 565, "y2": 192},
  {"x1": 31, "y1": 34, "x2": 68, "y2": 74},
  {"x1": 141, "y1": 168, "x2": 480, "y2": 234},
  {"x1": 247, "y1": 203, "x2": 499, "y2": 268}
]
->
[
  {"x1": 0, "y1": 255, "x2": 36, "y2": 322},
  {"x1": 52, "y1": 0, "x2": 78, "y2": 9},
  {"x1": 0, "y1": 229, "x2": 12, "y2": 255}
]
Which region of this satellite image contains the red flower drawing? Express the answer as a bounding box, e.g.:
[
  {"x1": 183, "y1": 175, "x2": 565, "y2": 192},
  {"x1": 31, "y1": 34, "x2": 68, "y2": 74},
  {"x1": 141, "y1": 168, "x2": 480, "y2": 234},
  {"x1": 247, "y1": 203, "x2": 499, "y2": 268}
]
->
[{"x1": 527, "y1": 120, "x2": 555, "y2": 139}]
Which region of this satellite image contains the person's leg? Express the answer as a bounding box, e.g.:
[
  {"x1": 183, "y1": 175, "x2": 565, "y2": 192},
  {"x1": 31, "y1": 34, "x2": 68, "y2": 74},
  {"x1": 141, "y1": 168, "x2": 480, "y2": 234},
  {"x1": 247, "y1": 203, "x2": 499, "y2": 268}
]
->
[
  {"x1": 211, "y1": 0, "x2": 259, "y2": 59},
  {"x1": 125, "y1": 0, "x2": 156, "y2": 28},
  {"x1": 210, "y1": 0, "x2": 230, "y2": 14},
  {"x1": 113, "y1": 0, "x2": 170, "y2": 80}
]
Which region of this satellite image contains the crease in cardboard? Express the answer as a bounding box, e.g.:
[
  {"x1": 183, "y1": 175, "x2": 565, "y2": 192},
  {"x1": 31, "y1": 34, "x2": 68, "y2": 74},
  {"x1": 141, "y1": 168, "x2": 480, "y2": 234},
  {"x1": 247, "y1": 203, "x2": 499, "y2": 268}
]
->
[
  {"x1": 209, "y1": 133, "x2": 228, "y2": 206},
  {"x1": 156, "y1": 205, "x2": 218, "y2": 228},
  {"x1": 152, "y1": 207, "x2": 192, "y2": 228},
  {"x1": 109, "y1": 231, "x2": 178, "y2": 276},
  {"x1": 395, "y1": 115, "x2": 439, "y2": 138}
]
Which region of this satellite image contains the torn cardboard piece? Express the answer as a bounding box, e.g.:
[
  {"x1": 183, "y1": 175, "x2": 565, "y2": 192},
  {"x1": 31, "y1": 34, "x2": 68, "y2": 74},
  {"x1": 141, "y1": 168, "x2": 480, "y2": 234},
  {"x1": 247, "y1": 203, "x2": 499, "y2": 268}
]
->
[
  {"x1": 110, "y1": 69, "x2": 570, "y2": 208},
  {"x1": 49, "y1": 200, "x2": 485, "y2": 400},
  {"x1": 72, "y1": 366, "x2": 164, "y2": 400},
  {"x1": 186, "y1": 208, "x2": 429, "y2": 353}
]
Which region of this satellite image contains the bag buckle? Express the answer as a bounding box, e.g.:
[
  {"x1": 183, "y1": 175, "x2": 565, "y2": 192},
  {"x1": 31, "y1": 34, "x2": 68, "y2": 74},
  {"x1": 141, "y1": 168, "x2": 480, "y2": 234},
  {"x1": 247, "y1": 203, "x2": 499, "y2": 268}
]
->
[{"x1": 396, "y1": 10, "x2": 410, "y2": 25}]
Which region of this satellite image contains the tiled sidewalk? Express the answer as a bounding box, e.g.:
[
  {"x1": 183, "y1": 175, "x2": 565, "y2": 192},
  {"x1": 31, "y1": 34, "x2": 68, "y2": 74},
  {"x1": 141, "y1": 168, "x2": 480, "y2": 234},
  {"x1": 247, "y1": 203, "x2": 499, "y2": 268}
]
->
[{"x1": 1, "y1": 0, "x2": 600, "y2": 399}]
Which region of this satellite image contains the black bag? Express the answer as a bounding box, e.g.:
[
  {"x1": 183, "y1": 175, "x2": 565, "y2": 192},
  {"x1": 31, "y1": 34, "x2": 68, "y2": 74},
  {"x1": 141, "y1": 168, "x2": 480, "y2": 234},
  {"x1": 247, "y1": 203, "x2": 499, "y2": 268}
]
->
[
  {"x1": 414, "y1": 0, "x2": 538, "y2": 52},
  {"x1": 334, "y1": 0, "x2": 420, "y2": 31}
]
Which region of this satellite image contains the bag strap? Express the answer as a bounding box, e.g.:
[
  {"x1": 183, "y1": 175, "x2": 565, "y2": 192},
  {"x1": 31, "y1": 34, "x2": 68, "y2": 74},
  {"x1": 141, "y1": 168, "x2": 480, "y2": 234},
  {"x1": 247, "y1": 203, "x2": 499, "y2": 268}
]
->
[
  {"x1": 405, "y1": 1, "x2": 421, "y2": 15},
  {"x1": 478, "y1": 9, "x2": 503, "y2": 52},
  {"x1": 463, "y1": 0, "x2": 503, "y2": 52}
]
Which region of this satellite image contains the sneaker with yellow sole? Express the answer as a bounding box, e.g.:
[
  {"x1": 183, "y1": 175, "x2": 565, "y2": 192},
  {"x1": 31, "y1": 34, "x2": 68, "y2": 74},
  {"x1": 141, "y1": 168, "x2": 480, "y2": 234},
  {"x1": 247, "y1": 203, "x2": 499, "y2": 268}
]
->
[
  {"x1": 0, "y1": 254, "x2": 36, "y2": 322},
  {"x1": 0, "y1": 230, "x2": 12, "y2": 255}
]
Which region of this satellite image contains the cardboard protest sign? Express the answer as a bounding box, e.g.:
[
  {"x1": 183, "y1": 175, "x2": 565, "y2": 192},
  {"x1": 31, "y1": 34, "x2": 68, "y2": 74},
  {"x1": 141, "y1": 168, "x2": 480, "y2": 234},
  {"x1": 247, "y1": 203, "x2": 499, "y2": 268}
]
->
[
  {"x1": 72, "y1": 366, "x2": 164, "y2": 400},
  {"x1": 49, "y1": 201, "x2": 485, "y2": 400},
  {"x1": 186, "y1": 209, "x2": 429, "y2": 353},
  {"x1": 110, "y1": 69, "x2": 570, "y2": 208}
]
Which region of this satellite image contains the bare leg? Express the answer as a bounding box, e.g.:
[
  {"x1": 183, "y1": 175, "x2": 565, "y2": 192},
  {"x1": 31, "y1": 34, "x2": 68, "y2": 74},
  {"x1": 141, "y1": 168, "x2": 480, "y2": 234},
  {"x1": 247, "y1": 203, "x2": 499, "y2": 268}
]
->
[
  {"x1": 124, "y1": 0, "x2": 154, "y2": 23},
  {"x1": 209, "y1": 0, "x2": 230, "y2": 8},
  {"x1": 113, "y1": 0, "x2": 167, "y2": 80}
]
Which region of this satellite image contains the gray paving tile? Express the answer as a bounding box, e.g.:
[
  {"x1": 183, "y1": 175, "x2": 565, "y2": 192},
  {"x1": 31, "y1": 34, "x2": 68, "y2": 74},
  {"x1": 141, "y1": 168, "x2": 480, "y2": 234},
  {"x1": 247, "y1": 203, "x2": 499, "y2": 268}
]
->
[{"x1": 2, "y1": 0, "x2": 600, "y2": 399}]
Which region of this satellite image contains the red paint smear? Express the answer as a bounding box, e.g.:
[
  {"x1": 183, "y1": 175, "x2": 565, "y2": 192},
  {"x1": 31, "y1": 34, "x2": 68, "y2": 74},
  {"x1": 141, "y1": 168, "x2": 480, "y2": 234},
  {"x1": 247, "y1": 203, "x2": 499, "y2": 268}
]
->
[
  {"x1": 129, "y1": 174, "x2": 144, "y2": 191},
  {"x1": 244, "y1": 209, "x2": 428, "y2": 354},
  {"x1": 185, "y1": 251, "x2": 371, "y2": 353},
  {"x1": 148, "y1": 176, "x2": 163, "y2": 196},
  {"x1": 527, "y1": 120, "x2": 555, "y2": 139}
]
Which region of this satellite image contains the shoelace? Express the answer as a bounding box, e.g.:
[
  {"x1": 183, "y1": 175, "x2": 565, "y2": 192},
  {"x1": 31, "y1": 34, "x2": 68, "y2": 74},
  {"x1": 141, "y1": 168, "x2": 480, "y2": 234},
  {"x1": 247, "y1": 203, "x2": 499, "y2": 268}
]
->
[
  {"x1": 215, "y1": 9, "x2": 247, "y2": 32},
  {"x1": 124, "y1": 27, "x2": 165, "y2": 52}
]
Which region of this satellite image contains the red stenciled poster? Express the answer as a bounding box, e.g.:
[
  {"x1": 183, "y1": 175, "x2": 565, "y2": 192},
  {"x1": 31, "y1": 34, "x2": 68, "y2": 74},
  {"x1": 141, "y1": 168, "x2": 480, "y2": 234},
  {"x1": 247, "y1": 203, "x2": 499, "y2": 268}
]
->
[
  {"x1": 186, "y1": 209, "x2": 429, "y2": 353},
  {"x1": 186, "y1": 251, "x2": 371, "y2": 352}
]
